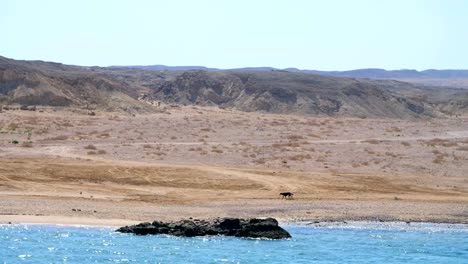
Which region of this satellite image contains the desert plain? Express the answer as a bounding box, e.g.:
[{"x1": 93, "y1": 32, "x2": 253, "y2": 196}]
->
[{"x1": 0, "y1": 105, "x2": 467, "y2": 226}]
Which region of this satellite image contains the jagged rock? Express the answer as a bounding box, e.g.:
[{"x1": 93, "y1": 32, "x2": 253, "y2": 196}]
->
[{"x1": 116, "y1": 218, "x2": 291, "y2": 239}]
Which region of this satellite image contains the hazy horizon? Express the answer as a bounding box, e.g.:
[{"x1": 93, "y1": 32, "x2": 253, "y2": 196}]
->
[
  {"x1": 3, "y1": 54, "x2": 468, "y2": 72},
  {"x1": 2, "y1": 0, "x2": 467, "y2": 71}
]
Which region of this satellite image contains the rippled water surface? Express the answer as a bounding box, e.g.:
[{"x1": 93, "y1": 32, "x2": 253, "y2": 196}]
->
[{"x1": 1, "y1": 222, "x2": 467, "y2": 263}]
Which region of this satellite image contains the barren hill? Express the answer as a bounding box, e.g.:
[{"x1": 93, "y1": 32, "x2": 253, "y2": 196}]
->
[
  {"x1": 147, "y1": 70, "x2": 440, "y2": 118},
  {"x1": 118, "y1": 64, "x2": 468, "y2": 89},
  {"x1": 0, "y1": 56, "x2": 151, "y2": 113},
  {"x1": 1, "y1": 56, "x2": 467, "y2": 117},
  {"x1": 297, "y1": 68, "x2": 468, "y2": 90}
]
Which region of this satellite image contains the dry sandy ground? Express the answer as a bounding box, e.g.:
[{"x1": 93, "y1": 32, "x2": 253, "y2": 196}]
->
[{"x1": 0, "y1": 106, "x2": 467, "y2": 225}]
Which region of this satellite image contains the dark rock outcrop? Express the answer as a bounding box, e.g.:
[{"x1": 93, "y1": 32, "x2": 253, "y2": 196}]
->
[{"x1": 116, "y1": 218, "x2": 291, "y2": 239}]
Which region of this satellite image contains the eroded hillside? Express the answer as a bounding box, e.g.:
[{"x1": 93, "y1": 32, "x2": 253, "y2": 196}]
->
[{"x1": 1, "y1": 56, "x2": 467, "y2": 118}]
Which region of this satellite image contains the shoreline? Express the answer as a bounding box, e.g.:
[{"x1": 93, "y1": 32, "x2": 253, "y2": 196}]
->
[
  {"x1": 0, "y1": 215, "x2": 140, "y2": 227},
  {"x1": 1, "y1": 197, "x2": 466, "y2": 229},
  {"x1": 2, "y1": 214, "x2": 467, "y2": 228}
]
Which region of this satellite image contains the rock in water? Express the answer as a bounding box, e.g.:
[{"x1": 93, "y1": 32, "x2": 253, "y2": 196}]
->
[{"x1": 116, "y1": 218, "x2": 291, "y2": 239}]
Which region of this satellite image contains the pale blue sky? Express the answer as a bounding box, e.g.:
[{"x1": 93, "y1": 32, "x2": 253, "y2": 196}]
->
[{"x1": 1, "y1": 0, "x2": 467, "y2": 70}]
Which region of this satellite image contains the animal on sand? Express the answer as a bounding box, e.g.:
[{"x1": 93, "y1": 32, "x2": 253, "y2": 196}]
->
[{"x1": 280, "y1": 192, "x2": 293, "y2": 199}]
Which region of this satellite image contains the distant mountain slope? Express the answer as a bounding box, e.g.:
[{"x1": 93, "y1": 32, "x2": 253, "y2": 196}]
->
[
  {"x1": 115, "y1": 64, "x2": 468, "y2": 79},
  {"x1": 0, "y1": 56, "x2": 151, "y2": 113},
  {"x1": 146, "y1": 70, "x2": 438, "y2": 118},
  {"x1": 1, "y1": 56, "x2": 467, "y2": 117},
  {"x1": 116, "y1": 64, "x2": 468, "y2": 89},
  {"x1": 292, "y1": 68, "x2": 468, "y2": 79},
  {"x1": 297, "y1": 69, "x2": 468, "y2": 89},
  {"x1": 111, "y1": 65, "x2": 218, "y2": 71}
]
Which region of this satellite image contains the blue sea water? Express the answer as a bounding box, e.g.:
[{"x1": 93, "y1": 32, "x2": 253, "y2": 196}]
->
[{"x1": 1, "y1": 222, "x2": 467, "y2": 263}]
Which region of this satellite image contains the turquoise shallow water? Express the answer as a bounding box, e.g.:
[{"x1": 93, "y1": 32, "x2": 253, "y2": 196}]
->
[{"x1": 1, "y1": 222, "x2": 467, "y2": 263}]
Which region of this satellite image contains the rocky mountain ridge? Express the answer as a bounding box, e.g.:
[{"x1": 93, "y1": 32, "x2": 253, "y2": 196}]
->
[{"x1": 1, "y1": 56, "x2": 467, "y2": 118}]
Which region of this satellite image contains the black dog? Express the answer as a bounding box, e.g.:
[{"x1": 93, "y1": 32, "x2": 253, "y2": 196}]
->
[{"x1": 279, "y1": 192, "x2": 293, "y2": 199}]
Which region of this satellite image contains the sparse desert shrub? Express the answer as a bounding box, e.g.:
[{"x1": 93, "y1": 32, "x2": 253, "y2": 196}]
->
[
  {"x1": 320, "y1": 120, "x2": 329, "y2": 125},
  {"x1": 426, "y1": 138, "x2": 444, "y2": 145},
  {"x1": 289, "y1": 154, "x2": 312, "y2": 161},
  {"x1": 456, "y1": 146, "x2": 468, "y2": 151},
  {"x1": 254, "y1": 158, "x2": 266, "y2": 164},
  {"x1": 108, "y1": 115, "x2": 122, "y2": 121},
  {"x1": 48, "y1": 135, "x2": 68, "y2": 140},
  {"x1": 433, "y1": 155, "x2": 444, "y2": 164},
  {"x1": 7, "y1": 123, "x2": 19, "y2": 130},
  {"x1": 386, "y1": 126, "x2": 402, "y2": 133},
  {"x1": 432, "y1": 149, "x2": 441, "y2": 155},
  {"x1": 433, "y1": 153, "x2": 449, "y2": 164},
  {"x1": 271, "y1": 142, "x2": 300, "y2": 148},
  {"x1": 170, "y1": 136, "x2": 177, "y2": 140},
  {"x1": 11, "y1": 140, "x2": 19, "y2": 144},
  {"x1": 241, "y1": 147, "x2": 251, "y2": 153},
  {"x1": 97, "y1": 150, "x2": 107, "y2": 155},
  {"x1": 287, "y1": 135, "x2": 304, "y2": 141},
  {"x1": 87, "y1": 151, "x2": 97, "y2": 155},
  {"x1": 21, "y1": 141, "x2": 33, "y2": 148},
  {"x1": 316, "y1": 156, "x2": 326, "y2": 162},
  {"x1": 364, "y1": 139, "x2": 380, "y2": 144},
  {"x1": 143, "y1": 144, "x2": 153, "y2": 149},
  {"x1": 365, "y1": 149, "x2": 376, "y2": 155},
  {"x1": 99, "y1": 132, "x2": 110, "y2": 138},
  {"x1": 401, "y1": 142, "x2": 411, "y2": 147},
  {"x1": 269, "y1": 120, "x2": 288, "y2": 126},
  {"x1": 84, "y1": 144, "x2": 97, "y2": 150},
  {"x1": 334, "y1": 120, "x2": 344, "y2": 125},
  {"x1": 305, "y1": 120, "x2": 319, "y2": 126},
  {"x1": 23, "y1": 117, "x2": 40, "y2": 126},
  {"x1": 211, "y1": 149, "x2": 223, "y2": 154},
  {"x1": 61, "y1": 122, "x2": 74, "y2": 128},
  {"x1": 425, "y1": 138, "x2": 457, "y2": 147},
  {"x1": 442, "y1": 142, "x2": 458, "y2": 147}
]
